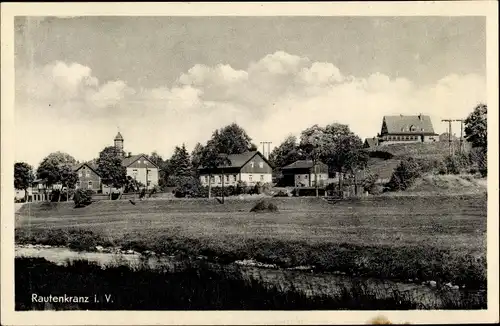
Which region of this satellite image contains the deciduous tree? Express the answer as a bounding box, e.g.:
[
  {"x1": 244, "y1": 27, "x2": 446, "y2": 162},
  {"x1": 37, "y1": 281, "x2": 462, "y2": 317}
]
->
[
  {"x1": 210, "y1": 123, "x2": 257, "y2": 155},
  {"x1": 36, "y1": 152, "x2": 78, "y2": 201},
  {"x1": 269, "y1": 135, "x2": 303, "y2": 169},
  {"x1": 14, "y1": 162, "x2": 35, "y2": 201},
  {"x1": 464, "y1": 103, "x2": 487, "y2": 149},
  {"x1": 96, "y1": 146, "x2": 127, "y2": 199},
  {"x1": 199, "y1": 140, "x2": 231, "y2": 200}
]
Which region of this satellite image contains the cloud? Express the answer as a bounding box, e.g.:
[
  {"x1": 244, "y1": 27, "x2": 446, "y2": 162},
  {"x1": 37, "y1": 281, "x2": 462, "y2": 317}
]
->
[{"x1": 15, "y1": 51, "x2": 486, "y2": 167}]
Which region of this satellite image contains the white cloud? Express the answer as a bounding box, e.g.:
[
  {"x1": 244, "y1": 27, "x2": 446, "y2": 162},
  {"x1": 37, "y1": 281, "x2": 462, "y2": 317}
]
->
[{"x1": 15, "y1": 51, "x2": 486, "y2": 167}]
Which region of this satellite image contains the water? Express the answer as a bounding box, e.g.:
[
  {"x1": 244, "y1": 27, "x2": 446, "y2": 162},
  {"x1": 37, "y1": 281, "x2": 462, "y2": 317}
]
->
[{"x1": 15, "y1": 245, "x2": 470, "y2": 309}]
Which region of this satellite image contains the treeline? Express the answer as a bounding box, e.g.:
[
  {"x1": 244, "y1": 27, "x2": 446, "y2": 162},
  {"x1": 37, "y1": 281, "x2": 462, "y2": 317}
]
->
[{"x1": 14, "y1": 104, "x2": 487, "y2": 201}]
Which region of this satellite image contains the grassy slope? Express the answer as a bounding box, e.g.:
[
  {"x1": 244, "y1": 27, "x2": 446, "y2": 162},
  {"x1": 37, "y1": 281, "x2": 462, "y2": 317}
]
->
[{"x1": 15, "y1": 195, "x2": 487, "y2": 288}]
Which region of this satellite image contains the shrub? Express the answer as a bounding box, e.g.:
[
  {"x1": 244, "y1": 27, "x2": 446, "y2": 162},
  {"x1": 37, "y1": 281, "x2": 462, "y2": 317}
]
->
[
  {"x1": 361, "y1": 172, "x2": 379, "y2": 194},
  {"x1": 73, "y1": 189, "x2": 94, "y2": 208},
  {"x1": 174, "y1": 176, "x2": 202, "y2": 198},
  {"x1": 469, "y1": 147, "x2": 487, "y2": 177},
  {"x1": 250, "y1": 200, "x2": 279, "y2": 213},
  {"x1": 386, "y1": 157, "x2": 422, "y2": 191},
  {"x1": 443, "y1": 154, "x2": 470, "y2": 175}
]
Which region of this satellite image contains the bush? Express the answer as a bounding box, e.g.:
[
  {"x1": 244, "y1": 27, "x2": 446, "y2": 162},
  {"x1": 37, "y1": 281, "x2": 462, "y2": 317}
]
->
[
  {"x1": 250, "y1": 200, "x2": 279, "y2": 213},
  {"x1": 361, "y1": 172, "x2": 379, "y2": 194},
  {"x1": 469, "y1": 147, "x2": 487, "y2": 177},
  {"x1": 443, "y1": 154, "x2": 470, "y2": 175},
  {"x1": 73, "y1": 189, "x2": 94, "y2": 208},
  {"x1": 174, "y1": 176, "x2": 203, "y2": 198},
  {"x1": 386, "y1": 157, "x2": 422, "y2": 191}
]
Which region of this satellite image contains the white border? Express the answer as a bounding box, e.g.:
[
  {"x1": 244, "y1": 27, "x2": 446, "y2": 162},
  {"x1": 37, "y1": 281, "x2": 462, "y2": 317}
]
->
[{"x1": 1, "y1": 2, "x2": 498, "y2": 325}]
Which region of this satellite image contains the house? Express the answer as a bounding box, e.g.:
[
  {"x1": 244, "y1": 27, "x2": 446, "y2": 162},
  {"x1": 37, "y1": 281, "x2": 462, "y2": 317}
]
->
[
  {"x1": 198, "y1": 151, "x2": 273, "y2": 187},
  {"x1": 378, "y1": 114, "x2": 438, "y2": 145},
  {"x1": 280, "y1": 160, "x2": 331, "y2": 187},
  {"x1": 122, "y1": 154, "x2": 159, "y2": 190},
  {"x1": 74, "y1": 162, "x2": 102, "y2": 192},
  {"x1": 363, "y1": 137, "x2": 379, "y2": 149}
]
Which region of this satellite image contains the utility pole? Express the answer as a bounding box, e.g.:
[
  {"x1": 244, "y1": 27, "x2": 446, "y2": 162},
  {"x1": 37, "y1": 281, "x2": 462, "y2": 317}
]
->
[
  {"x1": 260, "y1": 141, "x2": 272, "y2": 159},
  {"x1": 441, "y1": 119, "x2": 454, "y2": 156},
  {"x1": 452, "y1": 119, "x2": 465, "y2": 154}
]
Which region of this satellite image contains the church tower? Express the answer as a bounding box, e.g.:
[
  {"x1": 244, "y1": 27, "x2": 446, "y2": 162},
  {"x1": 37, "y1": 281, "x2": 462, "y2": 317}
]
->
[{"x1": 114, "y1": 132, "x2": 124, "y2": 152}]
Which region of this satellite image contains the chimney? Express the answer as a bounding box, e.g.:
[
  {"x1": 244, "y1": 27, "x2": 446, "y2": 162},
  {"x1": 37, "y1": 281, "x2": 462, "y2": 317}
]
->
[
  {"x1": 418, "y1": 113, "x2": 422, "y2": 120},
  {"x1": 128, "y1": 152, "x2": 132, "y2": 158}
]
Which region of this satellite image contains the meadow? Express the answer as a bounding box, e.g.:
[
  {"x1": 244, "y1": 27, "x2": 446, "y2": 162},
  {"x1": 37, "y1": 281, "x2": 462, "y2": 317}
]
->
[{"x1": 15, "y1": 194, "x2": 487, "y2": 288}]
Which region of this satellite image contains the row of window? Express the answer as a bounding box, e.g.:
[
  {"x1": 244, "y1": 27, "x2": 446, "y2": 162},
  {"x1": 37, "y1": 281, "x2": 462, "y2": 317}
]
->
[
  {"x1": 385, "y1": 135, "x2": 420, "y2": 141},
  {"x1": 249, "y1": 161, "x2": 265, "y2": 169},
  {"x1": 76, "y1": 180, "x2": 152, "y2": 189},
  {"x1": 203, "y1": 174, "x2": 265, "y2": 183}
]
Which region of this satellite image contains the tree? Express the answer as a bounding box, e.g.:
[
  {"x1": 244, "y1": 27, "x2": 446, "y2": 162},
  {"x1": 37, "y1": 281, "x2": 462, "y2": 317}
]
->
[
  {"x1": 269, "y1": 135, "x2": 303, "y2": 169},
  {"x1": 386, "y1": 157, "x2": 422, "y2": 191},
  {"x1": 464, "y1": 104, "x2": 487, "y2": 149},
  {"x1": 199, "y1": 140, "x2": 231, "y2": 200},
  {"x1": 210, "y1": 123, "x2": 257, "y2": 155},
  {"x1": 96, "y1": 146, "x2": 127, "y2": 199},
  {"x1": 299, "y1": 125, "x2": 329, "y2": 197},
  {"x1": 321, "y1": 123, "x2": 365, "y2": 197},
  {"x1": 36, "y1": 152, "x2": 78, "y2": 202},
  {"x1": 148, "y1": 151, "x2": 164, "y2": 167},
  {"x1": 169, "y1": 144, "x2": 192, "y2": 178},
  {"x1": 14, "y1": 162, "x2": 34, "y2": 201},
  {"x1": 191, "y1": 142, "x2": 205, "y2": 173}
]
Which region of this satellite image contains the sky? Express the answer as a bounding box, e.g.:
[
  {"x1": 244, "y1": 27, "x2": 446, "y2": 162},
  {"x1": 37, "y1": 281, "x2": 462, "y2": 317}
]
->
[{"x1": 14, "y1": 16, "x2": 487, "y2": 167}]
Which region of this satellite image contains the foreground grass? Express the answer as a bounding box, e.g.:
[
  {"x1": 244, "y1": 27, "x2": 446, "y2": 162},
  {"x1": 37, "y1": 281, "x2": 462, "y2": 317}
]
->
[
  {"x1": 15, "y1": 257, "x2": 486, "y2": 310},
  {"x1": 15, "y1": 195, "x2": 487, "y2": 289}
]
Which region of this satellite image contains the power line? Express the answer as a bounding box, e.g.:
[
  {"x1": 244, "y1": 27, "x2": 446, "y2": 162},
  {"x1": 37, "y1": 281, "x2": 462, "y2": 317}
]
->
[
  {"x1": 452, "y1": 119, "x2": 465, "y2": 154},
  {"x1": 441, "y1": 119, "x2": 455, "y2": 156}
]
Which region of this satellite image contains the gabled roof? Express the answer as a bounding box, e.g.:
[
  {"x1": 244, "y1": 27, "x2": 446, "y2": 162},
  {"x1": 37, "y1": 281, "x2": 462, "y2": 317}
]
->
[
  {"x1": 74, "y1": 162, "x2": 100, "y2": 176},
  {"x1": 281, "y1": 160, "x2": 327, "y2": 170},
  {"x1": 382, "y1": 114, "x2": 437, "y2": 135},
  {"x1": 198, "y1": 151, "x2": 273, "y2": 170},
  {"x1": 121, "y1": 154, "x2": 159, "y2": 168}
]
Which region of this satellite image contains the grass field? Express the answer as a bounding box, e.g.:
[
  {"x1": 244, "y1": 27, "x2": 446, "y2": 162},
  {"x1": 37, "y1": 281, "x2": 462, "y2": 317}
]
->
[{"x1": 15, "y1": 194, "x2": 487, "y2": 288}]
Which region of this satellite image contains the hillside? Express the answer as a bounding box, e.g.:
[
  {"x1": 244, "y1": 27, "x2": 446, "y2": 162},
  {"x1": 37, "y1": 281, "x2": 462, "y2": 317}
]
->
[
  {"x1": 367, "y1": 140, "x2": 469, "y2": 160},
  {"x1": 364, "y1": 140, "x2": 470, "y2": 183}
]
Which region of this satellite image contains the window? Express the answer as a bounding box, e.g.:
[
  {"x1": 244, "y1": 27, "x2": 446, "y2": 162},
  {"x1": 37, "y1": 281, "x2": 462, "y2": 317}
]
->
[
  {"x1": 78, "y1": 171, "x2": 82, "y2": 177},
  {"x1": 250, "y1": 161, "x2": 254, "y2": 168},
  {"x1": 304, "y1": 175, "x2": 308, "y2": 179},
  {"x1": 217, "y1": 176, "x2": 221, "y2": 184},
  {"x1": 88, "y1": 181, "x2": 93, "y2": 189},
  {"x1": 249, "y1": 175, "x2": 253, "y2": 182},
  {"x1": 234, "y1": 174, "x2": 238, "y2": 181},
  {"x1": 204, "y1": 176, "x2": 208, "y2": 183},
  {"x1": 259, "y1": 162, "x2": 264, "y2": 168},
  {"x1": 226, "y1": 175, "x2": 230, "y2": 182},
  {"x1": 76, "y1": 181, "x2": 80, "y2": 188},
  {"x1": 260, "y1": 175, "x2": 264, "y2": 181},
  {"x1": 147, "y1": 180, "x2": 151, "y2": 186},
  {"x1": 210, "y1": 176, "x2": 215, "y2": 183},
  {"x1": 86, "y1": 171, "x2": 90, "y2": 177}
]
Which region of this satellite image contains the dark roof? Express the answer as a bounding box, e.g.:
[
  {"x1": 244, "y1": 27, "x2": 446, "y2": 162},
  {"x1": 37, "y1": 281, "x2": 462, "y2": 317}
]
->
[
  {"x1": 114, "y1": 132, "x2": 124, "y2": 141},
  {"x1": 364, "y1": 138, "x2": 379, "y2": 148},
  {"x1": 121, "y1": 154, "x2": 159, "y2": 168},
  {"x1": 74, "y1": 162, "x2": 100, "y2": 176},
  {"x1": 198, "y1": 151, "x2": 272, "y2": 170},
  {"x1": 281, "y1": 160, "x2": 327, "y2": 170},
  {"x1": 382, "y1": 114, "x2": 437, "y2": 135}
]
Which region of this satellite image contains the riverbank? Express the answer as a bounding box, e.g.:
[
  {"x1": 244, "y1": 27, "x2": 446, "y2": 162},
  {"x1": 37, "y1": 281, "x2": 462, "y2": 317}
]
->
[
  {"x1": 15, "y1": 253, "x2": 486, "y2": 310},
  {"x1": 15, "y1": 194, "x2": 487, "y2": 290}
]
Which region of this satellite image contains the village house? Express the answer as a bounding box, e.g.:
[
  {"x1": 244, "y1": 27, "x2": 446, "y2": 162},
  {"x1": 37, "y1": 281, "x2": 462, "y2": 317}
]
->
[
  {"x1": 74, "y1": 162, "x2": 102, "y2": 192},
  {"x1": 198, "y1": 151, "x2": 273, "y2": 187},
  {"x1": 280, "y1": 160, "x2": 331, "y2": 187},
  {"x1": 377, "y1": 114, "x2": 438, "y2": 145}
]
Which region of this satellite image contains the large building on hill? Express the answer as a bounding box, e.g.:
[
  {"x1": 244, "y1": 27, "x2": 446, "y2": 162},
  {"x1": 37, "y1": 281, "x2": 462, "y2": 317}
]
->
[
  {"x1": 377, "y1": 114, "x2": 439, "y2": 145},
  {"x1": 198, "y1": 151, "x2": 273, "y2": 186}
]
